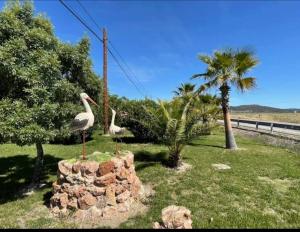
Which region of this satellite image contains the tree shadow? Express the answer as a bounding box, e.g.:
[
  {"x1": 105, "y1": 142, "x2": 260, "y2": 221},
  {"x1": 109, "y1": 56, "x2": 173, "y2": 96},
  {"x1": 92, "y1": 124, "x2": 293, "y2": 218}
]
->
[
  {"x1": 0, "y1": 154, "x2": 61, "y2": 204},
  {"x1": 134, "y1": 150, "x2": 168, "y2": 171},
  {"x1": 112, "y1": 136, "x2": 157, "y2": 144},
  {"x1": 188, "y1": 142, "x2": 224, "y2": 149}
]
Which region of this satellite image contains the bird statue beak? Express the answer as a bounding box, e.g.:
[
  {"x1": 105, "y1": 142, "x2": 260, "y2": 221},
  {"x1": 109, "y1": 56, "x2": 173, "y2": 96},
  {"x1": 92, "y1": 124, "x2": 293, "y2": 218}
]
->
[{"x1": 87, "y1": 97, "x2": 99, "y2": 107}]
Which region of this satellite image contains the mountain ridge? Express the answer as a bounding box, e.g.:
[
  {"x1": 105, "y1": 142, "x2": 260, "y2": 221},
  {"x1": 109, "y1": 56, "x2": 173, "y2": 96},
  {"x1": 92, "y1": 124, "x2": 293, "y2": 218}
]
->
[{"x1": 230, "y1": 104, "x2": 300, "y2": 113}]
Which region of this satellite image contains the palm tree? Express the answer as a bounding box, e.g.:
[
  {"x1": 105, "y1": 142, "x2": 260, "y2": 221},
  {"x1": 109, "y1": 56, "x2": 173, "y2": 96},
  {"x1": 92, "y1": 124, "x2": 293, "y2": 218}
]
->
[
  {"x1": 173, "y1": 83, "x2": 196, "y2": 97},
  {"x1": 192, "y1": 48, "x2": 259, "y2": 149},
  {"x1": 139, "y1": 97, "x2": 213, "y2": 168}
]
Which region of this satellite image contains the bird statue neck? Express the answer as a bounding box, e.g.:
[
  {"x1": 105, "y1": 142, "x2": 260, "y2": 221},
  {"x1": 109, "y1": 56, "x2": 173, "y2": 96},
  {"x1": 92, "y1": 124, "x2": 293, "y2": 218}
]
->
[
  {"x1": 82, "y1": 98, "x2": 92, "y2": 113},
  {"x1": 110, "y1": 110, "x2": 116, "y2": 126}
]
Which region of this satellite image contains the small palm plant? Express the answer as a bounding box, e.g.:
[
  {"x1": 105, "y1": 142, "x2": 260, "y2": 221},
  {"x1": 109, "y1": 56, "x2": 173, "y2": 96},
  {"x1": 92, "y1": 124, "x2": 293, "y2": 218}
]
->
[
  {"x1": 192, "y1": 48, "x2": 259, "y2": 149},
  {"x1": 140, "y1": 97, "x2": 213, "y2": 168},
  {"x1": 173, "y1": 83, "x2": 196, "y2": 98}
]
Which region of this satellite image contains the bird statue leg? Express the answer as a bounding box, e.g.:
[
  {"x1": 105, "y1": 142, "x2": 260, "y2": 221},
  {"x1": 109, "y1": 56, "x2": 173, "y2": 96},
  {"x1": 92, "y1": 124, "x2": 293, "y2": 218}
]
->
[{"x1": 82, "y1": 130, "x2": 86, "y2": 160}]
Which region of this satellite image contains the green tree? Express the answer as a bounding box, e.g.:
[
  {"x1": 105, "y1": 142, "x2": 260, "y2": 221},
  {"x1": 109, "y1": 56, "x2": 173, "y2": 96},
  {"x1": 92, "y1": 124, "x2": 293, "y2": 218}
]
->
[
  {"x1": 192, "y1": 48, "x2": 258, "y2": 149},
  {"x1": 0, "y1": 1, "x2": 101, "y2": 189}
]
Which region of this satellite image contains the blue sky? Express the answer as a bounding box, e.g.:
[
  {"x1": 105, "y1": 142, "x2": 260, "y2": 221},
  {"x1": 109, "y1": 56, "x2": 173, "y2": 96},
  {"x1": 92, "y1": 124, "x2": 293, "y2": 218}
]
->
[{"x1": 1, "y1": 0, "x2": 300, "y2": 108}]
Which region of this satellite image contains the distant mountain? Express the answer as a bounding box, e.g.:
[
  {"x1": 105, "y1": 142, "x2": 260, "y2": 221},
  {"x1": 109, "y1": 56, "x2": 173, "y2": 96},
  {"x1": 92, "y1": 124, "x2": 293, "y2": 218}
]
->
[{"x1": 230, "y1": 104, "x2": 300, "y2": 113}]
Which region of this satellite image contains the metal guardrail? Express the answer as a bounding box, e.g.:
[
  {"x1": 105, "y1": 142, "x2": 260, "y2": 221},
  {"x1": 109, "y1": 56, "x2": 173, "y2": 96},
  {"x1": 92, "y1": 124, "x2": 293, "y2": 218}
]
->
[{"x1": 231, "y1": 118, "x2": 300, "y2": 134}]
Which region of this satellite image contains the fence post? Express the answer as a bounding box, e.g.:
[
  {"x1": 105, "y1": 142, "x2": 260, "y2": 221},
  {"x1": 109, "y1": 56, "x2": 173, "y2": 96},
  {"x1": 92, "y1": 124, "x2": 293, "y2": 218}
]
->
[
  {"x1": 270, "y1": 123, "x2": 274, "y2": 133},
  {"x1": 256, "y1": 121, "x2": 259, "y2": 130},
  {"x1": 237, "y1": 119, "x2": 240, "y2": 128}
]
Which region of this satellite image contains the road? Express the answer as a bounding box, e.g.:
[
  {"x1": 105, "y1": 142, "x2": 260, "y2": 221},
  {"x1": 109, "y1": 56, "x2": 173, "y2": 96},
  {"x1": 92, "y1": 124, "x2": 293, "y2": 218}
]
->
[{"x1": 217, "y1": 119, "x2": 300, "y2": 139}]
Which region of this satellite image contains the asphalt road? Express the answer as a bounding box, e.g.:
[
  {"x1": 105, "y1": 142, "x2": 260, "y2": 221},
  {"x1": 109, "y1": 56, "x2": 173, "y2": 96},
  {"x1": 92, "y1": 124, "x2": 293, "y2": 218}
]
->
[{"x1": 217, "y1": 120, "x2": 300, "y2": 138}]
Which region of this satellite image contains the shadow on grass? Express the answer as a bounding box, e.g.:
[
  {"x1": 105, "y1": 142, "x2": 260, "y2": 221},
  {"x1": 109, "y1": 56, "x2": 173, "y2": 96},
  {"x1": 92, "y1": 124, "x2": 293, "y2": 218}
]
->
[
  {"x1": 0, "y1": 154, "x2": 61, "y2": 204},
  {"x1": 188, "y1": 141, "x2": 224, "y2": 149},
  {"x1": 112, "y1": 136, "x2": 156, "y2": 144},
  {"x1": 134, "y1": 150, "x2": 168, "y2": 171}
]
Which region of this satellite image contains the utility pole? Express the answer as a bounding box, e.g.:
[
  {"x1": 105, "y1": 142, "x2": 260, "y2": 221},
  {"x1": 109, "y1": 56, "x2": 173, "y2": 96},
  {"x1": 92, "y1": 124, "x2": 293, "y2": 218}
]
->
[{"x1": 103, "y1": 28, "x2": 109, "y2": 135}]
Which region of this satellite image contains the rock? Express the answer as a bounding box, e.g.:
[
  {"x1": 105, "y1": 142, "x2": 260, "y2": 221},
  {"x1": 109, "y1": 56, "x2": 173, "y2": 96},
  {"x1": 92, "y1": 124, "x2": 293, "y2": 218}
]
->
[
  {"x1": 71, "y1": 185, "x2": 86, "y2": 198},
  {"x1": 94, "y1": 173, "x2": 116, "y2": 187},
  {"x1": 111, "y1": 157, "x2": 124, "y2": 171},
  {"x1": 50, "y1": 151, "x2": 147, "y2": 224},
  {"x1": 131, "y1": 178, "x2": 142, "y2": 199},
  {"x1": 78, "y1": 192, "x2": 97, "y2": 210},
  {"x1": 115, "y1": 184, "x2": 126, "y2": 195},
  {"x1": 117, "y1": 202, "x2": 129, "y2": 213},
  {"x1": 61, "y1": 183, "x2": 71, "y2": 193},
  {"x1": 67, "y1": 197, "x2": 78, "y2": 210},
  {"x1": 105, "y1": 185, "x2": 116, "y2": 206},
  {"x1": 99, "y1": 160, "x2": 114, "y2": 176},
  {"x1": 80, "y1": 161, "x2": 99, "y2": 176},
  {"x1": 89, "y1": 186, "x2": 106, "y2": 196},
  {"x1": 51, "y1": 192, "x2": 68, "y2": 209},
  {"x1": 52, "y1": 181, "x2": 61, "y2": 193},
  {"x1": 121, "y1": 152, "x2": 134, "y2": 168},
  {"x1": 117, "y1": 167, "x2": 130, "y2": 181},
  {"x1": 58, "y1": 161, "x2": 72, "y2": 176},
  {"x1": 127, "y1": 173, "x2": 136, "y2": 184},
  {"x1": 86, "y1": 206, "x2": 102, "y2": 219},
  {"x1": 74, "y1": 209, "x2": 87, "y2": 220},
  {"x1": 153, "y1": 205, "x2": 192, "y2": 229},
  {"x1": 95, "y1": 195, "x2": 107, "y2": 209},
  {"x1": 116, "y1": 190, "x2": 130, "y2": 203},
  {"x1": 139, "y1": 184, "x2": 155, "y2": 203},
  {"x1": 72, "y1": 161, "x2": 81, "y2": 173},
  {"x1": 153, "y1": 222, "x2": 162, "y2": 229},
  {"x1": 211, "y1": 163, "x2": 231, "y2": 170},
  {"x1": 102, "y1": 206, "x2": 117, "y2": 219},
  {"x1": 65, "y1": 173, "x2": 85, "y2": 185}
]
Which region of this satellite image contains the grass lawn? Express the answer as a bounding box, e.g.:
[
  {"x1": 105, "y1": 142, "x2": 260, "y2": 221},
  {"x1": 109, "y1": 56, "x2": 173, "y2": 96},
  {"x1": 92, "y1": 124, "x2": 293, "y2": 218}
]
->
[{"x1": 0, "y1": 128, "x2": 300, "y2": 228}]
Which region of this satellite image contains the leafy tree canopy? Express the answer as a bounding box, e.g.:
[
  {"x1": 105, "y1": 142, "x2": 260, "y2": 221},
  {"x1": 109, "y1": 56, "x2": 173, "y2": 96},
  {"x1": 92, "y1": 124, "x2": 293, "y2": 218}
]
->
[{"x1": 0, "y1": 0, "x2": 102, "y2": 185}]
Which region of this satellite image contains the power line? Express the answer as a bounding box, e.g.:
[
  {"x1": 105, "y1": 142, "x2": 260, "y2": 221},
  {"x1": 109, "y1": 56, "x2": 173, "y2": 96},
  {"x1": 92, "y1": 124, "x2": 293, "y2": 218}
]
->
[
  {"x1": 108, "y1": 49, "x2": 146, "y2": 97},
  {"x1": 76, "y1": 0, "x2": 149, "y2": 97},
  {"x1": 58, "y1": 0, "x2": 103, "y2": 43},
  {"x1": 59, "y1": 0, "x2": 146, "y2": 98},
  {"x1": 76, "y1": 0, "x2": 102, "y2": 32},
  {"x1": 108, "y1": 39, "x2": 149, "y2": 96}
]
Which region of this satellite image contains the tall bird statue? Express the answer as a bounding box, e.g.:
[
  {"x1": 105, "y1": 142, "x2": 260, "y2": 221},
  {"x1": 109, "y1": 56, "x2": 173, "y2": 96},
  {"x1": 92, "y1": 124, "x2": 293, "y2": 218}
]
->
[
  {"x1": 109, "y1": 107, "x2": 126, "y2": 135},
  {"x1": 70, "y1": 93, "x2": 98, "y2": 160}
]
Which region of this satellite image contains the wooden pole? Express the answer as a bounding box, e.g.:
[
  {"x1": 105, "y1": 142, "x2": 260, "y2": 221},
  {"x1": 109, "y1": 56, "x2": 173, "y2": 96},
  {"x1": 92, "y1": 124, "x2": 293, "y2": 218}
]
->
[{"x1": 103, "y1": 28, "x2": 109, "y2": 135}]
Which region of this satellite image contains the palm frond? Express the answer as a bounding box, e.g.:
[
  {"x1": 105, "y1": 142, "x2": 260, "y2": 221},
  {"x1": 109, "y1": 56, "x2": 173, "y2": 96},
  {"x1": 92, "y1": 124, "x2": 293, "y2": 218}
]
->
[{"x1": 234, "y1": 77, "x2": 257, "y2": 92}]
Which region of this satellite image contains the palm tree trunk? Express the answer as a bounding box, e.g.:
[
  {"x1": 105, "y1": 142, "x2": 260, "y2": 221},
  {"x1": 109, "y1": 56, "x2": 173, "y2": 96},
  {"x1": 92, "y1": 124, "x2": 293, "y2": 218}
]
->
[
  {"x1": 220, "y1": 84, "x2": 238, "y2": 149},
  {"x1": 31, "y1": 142, "x2": 44, "y2": 185},
  {"x1": 168, "y1": 146, "x2": 182, "y2": 168}
]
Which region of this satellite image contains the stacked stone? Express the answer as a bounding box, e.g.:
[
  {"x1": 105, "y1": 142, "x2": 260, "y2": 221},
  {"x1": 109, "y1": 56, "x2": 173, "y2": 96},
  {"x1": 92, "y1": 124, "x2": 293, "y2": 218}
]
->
[{"x1": 50, "y1": 151, "x2": 142, "y2": 219}]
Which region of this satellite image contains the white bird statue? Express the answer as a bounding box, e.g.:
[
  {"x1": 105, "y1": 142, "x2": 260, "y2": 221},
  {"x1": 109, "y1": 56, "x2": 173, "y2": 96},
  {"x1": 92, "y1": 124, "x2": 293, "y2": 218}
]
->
[
  {"x1": 109, "y1": 107, "x2": 126, "y2": 135},
  {"x1": 70, "y1": 93, "x2": 98, "y2": 160}
]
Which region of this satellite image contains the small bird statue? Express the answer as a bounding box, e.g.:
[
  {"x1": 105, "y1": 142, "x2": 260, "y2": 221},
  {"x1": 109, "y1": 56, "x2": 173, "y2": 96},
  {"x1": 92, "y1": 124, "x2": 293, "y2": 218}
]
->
[
  {"x1": 70, "y1": 93, "x2": 98, "y2": 160},
  {"x1": 109, "y1": 107, "x2": 126, "y2": 135}
]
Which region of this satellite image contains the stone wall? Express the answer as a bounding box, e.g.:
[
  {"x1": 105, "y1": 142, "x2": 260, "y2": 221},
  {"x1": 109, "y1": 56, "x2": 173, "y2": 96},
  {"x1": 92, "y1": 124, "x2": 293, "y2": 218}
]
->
[{"x1": 50, "y1": 151, "x2": 142, "y2": 222}]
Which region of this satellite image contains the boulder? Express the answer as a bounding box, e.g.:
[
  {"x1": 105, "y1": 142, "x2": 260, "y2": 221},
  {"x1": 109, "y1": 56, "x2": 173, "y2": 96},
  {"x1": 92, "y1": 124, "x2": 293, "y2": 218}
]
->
[
  {"x1": 116, "y1": 190, "x2": 130, "y2": 203},
  {"x1": 78, "y1": 192, "x2": 97, "y2": 210},
  {"x1": 105, "y1": 185, "x2": 116, "y2": 206},
  {"x1": 80, "y1": 161, "x2": 99, "y2": 176},
  {"x1": 121, "y1": 152, "x2": 134, "y2": 168},
  {"x1": 153, "y1": 205, "x2": 192, "y2": 229},
  {"x1": 72, "y1": 161, "x2": 81, "y2": 173},
  {"x1": 99, "y1": 160, "x2": 114, "y2": 176},
  {"x1": 211, "y1": 163, "x2": 231, "y2": 170},
  {"x1": 58, "y1": 161, "x2": 72, "y2": 176},
  {"x1": 94, "y1": 173, "x2": 116, "y2": 187},
  {"x1": 89, "y1": 186, "x2": 106, "y2": 196}
]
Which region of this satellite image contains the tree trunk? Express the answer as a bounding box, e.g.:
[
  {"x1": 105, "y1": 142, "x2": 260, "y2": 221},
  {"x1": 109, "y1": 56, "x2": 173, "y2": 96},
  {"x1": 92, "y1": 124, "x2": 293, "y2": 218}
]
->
[
  {"x1": 31, "y1": 142, "x2": 44, "y2": 185},
  {"x1": 220, "y1": 84, "x2": 238, "y2": 149},
  {"x1": 168, "y1": 149, "x2": 181, "y2": 168}
]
